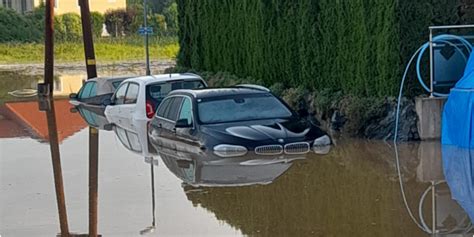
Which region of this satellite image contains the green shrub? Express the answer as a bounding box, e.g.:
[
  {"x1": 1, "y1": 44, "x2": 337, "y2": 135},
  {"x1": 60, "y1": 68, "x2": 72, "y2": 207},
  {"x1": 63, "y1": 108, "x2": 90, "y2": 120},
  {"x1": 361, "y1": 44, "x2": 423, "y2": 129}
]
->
[
  {"x1": 54, "y1": 13, "x2": 82, "y2": 41},
  {"x1": 90, "y1": 11, "x2": 105, "y2": 38},
  {"x1": 0, "y1": 7, "x2": 42, "y2": 42}
]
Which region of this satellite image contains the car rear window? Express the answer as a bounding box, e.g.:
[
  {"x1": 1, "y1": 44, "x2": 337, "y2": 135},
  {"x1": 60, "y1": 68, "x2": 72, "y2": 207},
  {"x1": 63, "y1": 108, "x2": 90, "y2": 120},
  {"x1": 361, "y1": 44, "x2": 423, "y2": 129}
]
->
[
  {"x1": 146, "y1": 79, "x2": 205, "y2": 108},
  {"x1": 198, "y1": 94, "x2": 292, "y2": 124}
]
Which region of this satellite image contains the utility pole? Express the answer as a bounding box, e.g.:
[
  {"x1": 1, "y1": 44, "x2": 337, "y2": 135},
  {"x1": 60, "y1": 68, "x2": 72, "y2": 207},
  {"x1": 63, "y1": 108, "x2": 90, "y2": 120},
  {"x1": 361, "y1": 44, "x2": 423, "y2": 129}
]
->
[
  {"x1": 78, "y1": 1, "x2": 99, "y2": 236},
  {"x1": 144, "y1": 0, "x2": 151, "y2": 75},
  {"x1": 43, "y1": 0, "x2": 54, "y2": 94}
]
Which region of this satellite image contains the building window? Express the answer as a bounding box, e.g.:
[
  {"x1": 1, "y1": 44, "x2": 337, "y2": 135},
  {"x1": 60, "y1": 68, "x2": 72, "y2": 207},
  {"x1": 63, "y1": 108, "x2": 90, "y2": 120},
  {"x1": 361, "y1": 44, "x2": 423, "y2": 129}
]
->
[
  {"x1": 20, "y1": 0, "x2": 26, "y2": 13},
  {"x1": 54, "y1": 0, "x2": 58, "y2": 8},
  {"x1": 2, "y1": 0, "x2": 12, "y2": 8}
]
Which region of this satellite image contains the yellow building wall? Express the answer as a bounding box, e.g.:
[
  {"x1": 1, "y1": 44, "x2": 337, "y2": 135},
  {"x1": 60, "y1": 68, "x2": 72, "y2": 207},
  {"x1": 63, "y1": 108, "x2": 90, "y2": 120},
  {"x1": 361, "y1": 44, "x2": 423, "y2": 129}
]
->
[{"x1": 37, "y1": 0, "x2": 126, "y2": 15}]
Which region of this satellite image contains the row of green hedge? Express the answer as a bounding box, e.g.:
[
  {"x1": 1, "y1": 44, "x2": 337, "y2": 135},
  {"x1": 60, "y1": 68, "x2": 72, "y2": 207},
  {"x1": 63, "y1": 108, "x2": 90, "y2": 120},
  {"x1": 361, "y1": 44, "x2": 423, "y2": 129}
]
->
[{"x1": 176, "y1": 0, "x2": 466, "y2": 97}]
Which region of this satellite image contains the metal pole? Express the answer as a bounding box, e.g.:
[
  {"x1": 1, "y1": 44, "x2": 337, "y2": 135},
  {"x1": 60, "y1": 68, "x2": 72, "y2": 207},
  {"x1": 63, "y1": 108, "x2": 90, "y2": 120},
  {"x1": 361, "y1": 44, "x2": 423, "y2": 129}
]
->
[
  {"x1": 431, "y1": 182, "x2": 436, "y2": 235},
  {"x1": 45, "y1": 100, "x2": 70, "y2": 236},
  {"x1": 44, "y1": 0, "x2": 54, "y2": 94},
  {"x1": 150, "y1": 158, "x2": 156, "y2": 227},
  {"x1": 144, "y1": 0, "x2": 151, "y2": 76},
  {"x1": 429, "y1": 28, "x2": 434, "y2": 98}
]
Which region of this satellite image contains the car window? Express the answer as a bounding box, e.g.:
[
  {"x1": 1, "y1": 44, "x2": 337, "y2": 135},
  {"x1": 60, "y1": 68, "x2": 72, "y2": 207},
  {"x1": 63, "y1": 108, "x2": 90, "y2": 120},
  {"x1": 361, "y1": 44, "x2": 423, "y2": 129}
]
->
[
  {"x1": 112, "y1": 81, "x2": 123, "y2": 89},
  {"x1": 124, "y1": 83, "x2": 139, "y2": 104},
  {"x1": 78, "y1": 81, "x2": 96, "y2": 99},
  {"x1": 89, "y1": 82, "x2": 97, "y2": 97},
  {"x1": 178, "y1": 97, "x2": 193, "y2": 126},
  {"x1": 164, "y1": 97, "x2": 183, "y2": 121},
  {"x1": 80, "y1": 109, "x2": 98, "y2": 127},
  {"x1": 114, "y1": 83, "x2": 128, "y2": 105},
  {"x1": 156, "y1": 98, "x2": 172, "y2": 118}
]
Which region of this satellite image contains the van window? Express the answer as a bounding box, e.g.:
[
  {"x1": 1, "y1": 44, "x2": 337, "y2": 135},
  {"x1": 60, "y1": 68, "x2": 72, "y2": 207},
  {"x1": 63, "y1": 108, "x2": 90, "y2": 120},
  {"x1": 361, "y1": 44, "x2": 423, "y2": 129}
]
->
[
  {"x1": 146, "y1": 79, "x2": 205, "y2": 107},
  {"x1": 114, "y1": 83, "x2": 128, "y2": 105},
  {"x1": 125, "y1": 83, "x2": 139, "y2": 104}
]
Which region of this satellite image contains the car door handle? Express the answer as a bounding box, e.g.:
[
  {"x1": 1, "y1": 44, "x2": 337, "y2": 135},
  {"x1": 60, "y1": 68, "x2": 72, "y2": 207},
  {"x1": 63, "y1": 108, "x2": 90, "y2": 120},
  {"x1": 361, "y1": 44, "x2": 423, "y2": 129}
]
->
[
  {"x1": 172, "y1": 127, "x2": 176, "y2": 133},
  {"x1": 157, "y1": 123, "x2": 162, "y2": 128}
]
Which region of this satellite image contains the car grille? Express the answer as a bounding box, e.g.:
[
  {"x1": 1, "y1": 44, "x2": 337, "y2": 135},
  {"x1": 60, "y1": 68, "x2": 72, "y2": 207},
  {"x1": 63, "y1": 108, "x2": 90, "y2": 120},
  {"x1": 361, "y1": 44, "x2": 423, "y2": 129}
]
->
[
  {"x1": 284, "y1": 142, "x2": 310, "y2": 154},
  {"x1": 255, "y1": 145, "x2": 283, "y2": 155},
  {"x1": 254, "y1": 142, "x2": 311, "y2": 155}
]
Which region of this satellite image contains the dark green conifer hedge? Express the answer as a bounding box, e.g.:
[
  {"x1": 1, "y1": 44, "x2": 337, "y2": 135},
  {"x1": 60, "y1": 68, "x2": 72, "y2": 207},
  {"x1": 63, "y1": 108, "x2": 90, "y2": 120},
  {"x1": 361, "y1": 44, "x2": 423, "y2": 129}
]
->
[{"x1": 176, "y1": 0, "x2": 466, "y2": 97}]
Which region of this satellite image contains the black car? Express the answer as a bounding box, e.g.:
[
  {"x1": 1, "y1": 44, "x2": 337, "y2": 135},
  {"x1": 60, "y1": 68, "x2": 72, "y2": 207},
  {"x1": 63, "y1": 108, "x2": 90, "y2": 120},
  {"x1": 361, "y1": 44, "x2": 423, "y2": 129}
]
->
[{"x1": 148, "y1": 86, "x2": 331, "y2": 158}]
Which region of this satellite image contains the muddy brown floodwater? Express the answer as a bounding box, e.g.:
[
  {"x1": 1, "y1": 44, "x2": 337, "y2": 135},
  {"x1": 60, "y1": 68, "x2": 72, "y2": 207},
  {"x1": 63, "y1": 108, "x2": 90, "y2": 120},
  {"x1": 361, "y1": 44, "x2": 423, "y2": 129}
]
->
[{"x1": 0, "y1": 70, "x2": 473, "y2": 236}]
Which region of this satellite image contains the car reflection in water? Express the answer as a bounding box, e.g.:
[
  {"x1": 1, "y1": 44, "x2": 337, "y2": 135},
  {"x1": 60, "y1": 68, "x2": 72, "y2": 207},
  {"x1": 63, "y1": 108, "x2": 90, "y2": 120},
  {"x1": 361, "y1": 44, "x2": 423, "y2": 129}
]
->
[
  {"x1": 157, "y1": 145, "x2": 304, "y2": 187},
  {"x1": 73, "y1": 100, "x2": 160, "y2": 235}
]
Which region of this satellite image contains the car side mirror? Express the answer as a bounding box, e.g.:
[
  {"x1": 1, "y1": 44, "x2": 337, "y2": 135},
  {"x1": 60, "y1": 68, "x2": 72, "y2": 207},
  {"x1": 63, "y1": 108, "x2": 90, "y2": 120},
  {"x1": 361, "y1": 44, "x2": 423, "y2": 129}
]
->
[
  {"x1": 175, "y1": 119, "x2": 192, "y2": 128},
  {"x1": 69, "y1": 93, "x2": 78, "y2": 99},
  {"x1": 103, "y1": 98, "x2": 113, "y2": 106}
]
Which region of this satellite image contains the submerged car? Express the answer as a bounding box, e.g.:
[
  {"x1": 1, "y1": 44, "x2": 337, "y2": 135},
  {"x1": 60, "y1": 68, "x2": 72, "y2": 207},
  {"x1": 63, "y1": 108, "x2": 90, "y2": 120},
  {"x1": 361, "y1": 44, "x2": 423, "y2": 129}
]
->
[
  {"x1": 69, "y1": 76, "x2": 134, "y2": 106},
  {"x1": 148, "y1": 86, "x2": 331, "y2": 157},
  {"x1": 104, "y1": 73, "x2": 207, "y2": 127}
]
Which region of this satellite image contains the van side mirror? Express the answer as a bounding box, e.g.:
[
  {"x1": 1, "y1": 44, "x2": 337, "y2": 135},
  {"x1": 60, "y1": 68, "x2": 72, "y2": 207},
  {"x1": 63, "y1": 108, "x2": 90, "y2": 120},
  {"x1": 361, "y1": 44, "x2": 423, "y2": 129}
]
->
[
  {"x1": 175, "y1": 119, "x2": 192, "y2": 128},
  {"x1": 69, "y1": 93, "x2": 78, "y2": 99}
]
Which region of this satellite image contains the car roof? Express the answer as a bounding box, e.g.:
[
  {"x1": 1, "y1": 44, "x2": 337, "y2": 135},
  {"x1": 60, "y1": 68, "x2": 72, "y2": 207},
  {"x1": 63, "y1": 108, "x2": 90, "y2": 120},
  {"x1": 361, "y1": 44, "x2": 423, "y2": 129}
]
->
[
  {"x1": 121, "y1": 73, "x2": 204, "y2": 85},
  {"x1": 169, "y1": 87, "x2": 269, "y2": 99}
]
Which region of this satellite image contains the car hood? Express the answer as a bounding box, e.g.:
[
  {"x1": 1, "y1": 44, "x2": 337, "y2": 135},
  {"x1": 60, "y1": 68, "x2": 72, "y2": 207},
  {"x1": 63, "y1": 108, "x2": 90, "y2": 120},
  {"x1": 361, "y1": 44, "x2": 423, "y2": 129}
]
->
[{"x1": 200, "y1": 118, "x2": 322, "y2": 142}]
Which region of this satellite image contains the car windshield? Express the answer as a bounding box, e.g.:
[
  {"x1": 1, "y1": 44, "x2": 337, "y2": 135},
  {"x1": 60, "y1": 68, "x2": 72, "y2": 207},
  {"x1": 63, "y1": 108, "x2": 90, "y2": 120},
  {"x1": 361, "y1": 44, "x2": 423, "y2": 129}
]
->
[
  {"x1": 146, "y1": 79, "x2": 205, "y2": 107},
  {"x1": 198, "y1": 94, "x2": 292, "y2": 124}
]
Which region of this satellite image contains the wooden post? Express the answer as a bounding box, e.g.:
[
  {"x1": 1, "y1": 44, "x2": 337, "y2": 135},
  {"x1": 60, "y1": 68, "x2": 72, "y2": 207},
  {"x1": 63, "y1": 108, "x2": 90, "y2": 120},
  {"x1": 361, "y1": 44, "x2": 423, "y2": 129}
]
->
[
  {"x1": 45, "y1": 99, "x2": 70, "y2": 236},
  {"x1": 78, "y1": 1, "x2": 99, "y2": 236},
  {"x1": 43, "y1": 0, "x2": 54, "y2": 94}
]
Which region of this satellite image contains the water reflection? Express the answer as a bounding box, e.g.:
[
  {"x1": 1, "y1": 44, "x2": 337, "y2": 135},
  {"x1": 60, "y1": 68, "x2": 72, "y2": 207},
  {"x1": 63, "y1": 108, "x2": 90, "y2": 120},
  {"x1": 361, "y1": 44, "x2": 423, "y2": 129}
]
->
[
  {"x1": 40, "y1": 97, "x2": 70, "y2": 236},
  {"x1": 158, "y1": 146, "x2": 301, "y2": 187},
  {"x1": 442, "y1": 145, "x2": 474, "y2": 224}
]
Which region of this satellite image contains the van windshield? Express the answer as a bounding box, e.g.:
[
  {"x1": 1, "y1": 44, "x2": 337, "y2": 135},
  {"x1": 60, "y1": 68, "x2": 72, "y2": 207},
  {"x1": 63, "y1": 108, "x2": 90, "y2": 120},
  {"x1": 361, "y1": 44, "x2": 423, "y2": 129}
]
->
[{"x1": 198, "y1": 94, "x2": 292, "y2": 124}]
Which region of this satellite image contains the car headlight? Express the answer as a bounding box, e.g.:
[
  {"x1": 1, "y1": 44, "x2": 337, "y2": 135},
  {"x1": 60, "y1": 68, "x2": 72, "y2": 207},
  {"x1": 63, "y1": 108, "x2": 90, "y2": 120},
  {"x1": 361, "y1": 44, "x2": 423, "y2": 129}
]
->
[
  {"x1": 213, "y1": 144, "x2": 248, "y2": 157},
  {"x1": 313, "y1": 135, "x2": 331, "y2": 154}
]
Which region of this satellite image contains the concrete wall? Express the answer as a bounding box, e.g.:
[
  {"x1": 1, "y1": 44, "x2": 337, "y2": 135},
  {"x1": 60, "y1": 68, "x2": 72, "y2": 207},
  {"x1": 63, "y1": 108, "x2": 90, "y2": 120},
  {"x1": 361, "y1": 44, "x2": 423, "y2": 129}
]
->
[{"x1": 415, "y1": 97, "x2": 447, "y2": 140}]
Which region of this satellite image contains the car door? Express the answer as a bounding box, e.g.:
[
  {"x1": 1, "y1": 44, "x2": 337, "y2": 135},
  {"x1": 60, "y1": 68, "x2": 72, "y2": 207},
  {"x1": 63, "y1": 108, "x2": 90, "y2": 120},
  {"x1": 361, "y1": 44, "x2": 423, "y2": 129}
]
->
[
  {"x1": 105, "y1": 82, "x2": 128, "y2": 124},
  {"x1": 152, "y1": 96, "x2": 183, "y2": 150},
  {"x1": 120, "y1": 82, "x2": 139, "y2": 127},
  {"x1": 175, "y1": 96, "x2": 201, "y2": 153}
]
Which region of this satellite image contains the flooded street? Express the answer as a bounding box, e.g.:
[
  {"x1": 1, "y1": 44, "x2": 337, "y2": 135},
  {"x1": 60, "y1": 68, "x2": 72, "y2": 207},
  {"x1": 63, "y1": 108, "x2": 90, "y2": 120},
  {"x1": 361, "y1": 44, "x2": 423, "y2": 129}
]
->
[{"x1": 1, "y1": 72, "x2": 473, "y2": 236}]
